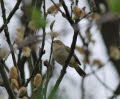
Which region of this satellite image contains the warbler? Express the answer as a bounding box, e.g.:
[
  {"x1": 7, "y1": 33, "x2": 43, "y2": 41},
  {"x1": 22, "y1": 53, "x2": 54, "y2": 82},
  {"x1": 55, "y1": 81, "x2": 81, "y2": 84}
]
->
[{"x1": 53, "y1": 40, "x2": 86, "y2": 77}]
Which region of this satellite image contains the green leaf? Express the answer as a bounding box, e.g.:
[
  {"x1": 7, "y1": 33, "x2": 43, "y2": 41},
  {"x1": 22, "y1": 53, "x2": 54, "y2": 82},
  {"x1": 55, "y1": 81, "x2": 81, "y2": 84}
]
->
[
  {"x1": 50, "y1": 20, "x2": 55, "y2": 31},
  {"x1": 31, "y1": 8, "x2": 46, "y2": 28},
  {"x1": 109, "y1": 0, "x2": 120, "y2": 13}
]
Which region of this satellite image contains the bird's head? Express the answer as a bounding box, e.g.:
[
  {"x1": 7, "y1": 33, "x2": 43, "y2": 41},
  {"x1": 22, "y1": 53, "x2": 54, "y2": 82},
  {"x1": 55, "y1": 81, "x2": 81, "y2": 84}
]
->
[
  {"x1": 53, "y1": 40, "x2": 64, "y2": 50},
  {"x1": 53, "y1": 40, "x2": 64, "y2": 45}
]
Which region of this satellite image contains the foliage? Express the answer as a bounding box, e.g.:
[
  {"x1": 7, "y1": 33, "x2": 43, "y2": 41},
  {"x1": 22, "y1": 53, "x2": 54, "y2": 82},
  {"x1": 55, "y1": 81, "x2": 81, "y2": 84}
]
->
[
  {"x1": 109, "y1": 0, "x2": 120, "y2": 13},
  {"x1": 31, "y1": 8, "x2": 46, "y2": 28}
]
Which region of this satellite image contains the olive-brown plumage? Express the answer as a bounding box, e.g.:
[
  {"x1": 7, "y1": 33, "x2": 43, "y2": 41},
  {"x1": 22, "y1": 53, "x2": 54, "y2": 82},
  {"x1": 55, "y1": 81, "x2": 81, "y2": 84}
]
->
[{"x1": 53, "y1": 40, "x2": 86, "y2": 77}]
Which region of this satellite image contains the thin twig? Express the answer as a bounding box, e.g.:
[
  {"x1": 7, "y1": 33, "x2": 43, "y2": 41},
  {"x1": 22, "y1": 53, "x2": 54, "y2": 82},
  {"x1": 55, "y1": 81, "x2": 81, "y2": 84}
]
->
[
  {"x1": 3, "y1": 62, "x2": 9, "y2": 73},
  {"x1": 75, "y1": 11, "x2": 93, "y2": 24},
  {"x1": 39, "y1": 0, "x2": 47, "y2": 74},
  {"x1": 70, "y1": 1, "x2": 74, "y2": 18},
  {"x1": 90, "y1": 66, "x2": 114, "y2": 92},
  {"x1": 0, "y1": 60, "x2": 16, "y2": 99},
  {"x1": 48, "y1": 37, "x2": 54, "y2": 64},
  {"x1": 81, "y1": 64, "x2": 86, "y2": 99},
  {"x1": 86, "y1": 59, "x2": 110, "y2": 77},
  {"x1": 42, "y1": 0, "x2": 51, "y2": 99},
  {"x1": 51, "y1": 0, "x2": 65, "y2": 17},
  {"x1": 0, "y1": 0, "x2": 17, "y2": 70},
  {"x1": 78, "y1": 22, "x2": 114, "y2": 98},
  {"x1": 43, "y1": 37, "x2": 54, "y2": 99},
  {"x1": 80, "y1": 35, "x2": 89, "y2": 99},
  {"x1": 0, "y1": 0, "x2": 22, "y2": 33},
  {"x1": 76, "y1": 0, "x2": 79, "y2": 6},
  {"x1": 61, "y1": 0, "x2": 74, "y2": 25}
]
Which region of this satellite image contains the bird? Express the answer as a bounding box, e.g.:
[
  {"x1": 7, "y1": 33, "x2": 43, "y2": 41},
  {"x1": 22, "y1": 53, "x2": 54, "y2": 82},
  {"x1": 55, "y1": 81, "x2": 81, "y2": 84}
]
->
[{"x1": 53, "y1": 40, "x2": 86, "y2": 77}]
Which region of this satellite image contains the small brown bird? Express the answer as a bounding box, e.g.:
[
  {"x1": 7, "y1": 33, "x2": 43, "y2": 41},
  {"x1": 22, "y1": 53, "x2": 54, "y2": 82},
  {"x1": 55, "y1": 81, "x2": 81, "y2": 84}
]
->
[{"x1": 53, "y1": 40, "x2": 86, "y2": 77}]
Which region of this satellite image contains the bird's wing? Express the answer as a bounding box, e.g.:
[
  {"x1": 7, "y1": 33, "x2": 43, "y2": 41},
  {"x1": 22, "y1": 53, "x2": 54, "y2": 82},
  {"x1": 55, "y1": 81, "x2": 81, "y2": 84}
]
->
[{"x1": 65, "y1": 45, "x2": 81, "y2": 65}]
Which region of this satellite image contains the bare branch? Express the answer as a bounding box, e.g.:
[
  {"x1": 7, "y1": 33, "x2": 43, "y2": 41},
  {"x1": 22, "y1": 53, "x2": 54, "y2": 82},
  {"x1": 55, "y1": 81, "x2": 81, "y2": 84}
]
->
[
  {"x1": 86, "y1": 59, "x2": 110, "y2": 76},
  {"x1": 51, "y1": 0, "x2": 65, "y2": 17},
  {"x1": 0, "y1": 60, "x2": 16, "y2": 99},
  {"x1": 43, "y1": 37, "x2": 54, "y2": 99},
  {"x1": 0, "y1": 0, "x2": 18, "y2": 72},
  {"x1": 81, "y1": 65, "x2": 86, "y2": 99},
  {"x1": 75, "y1": 11, "x2": 93, "y2": 24},
  {"x1": 90, "y1": 66, "x2": 114, "y2": 92},
  {"x1": 0, "y1": 0, "x2": 22, "y2": 33}
]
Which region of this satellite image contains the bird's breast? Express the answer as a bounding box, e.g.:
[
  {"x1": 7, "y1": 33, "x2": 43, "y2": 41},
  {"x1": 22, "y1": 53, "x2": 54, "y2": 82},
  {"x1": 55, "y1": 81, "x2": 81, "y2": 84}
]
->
[{"x1": 53, "y1": 47, "x2": 68, "y2": 65}]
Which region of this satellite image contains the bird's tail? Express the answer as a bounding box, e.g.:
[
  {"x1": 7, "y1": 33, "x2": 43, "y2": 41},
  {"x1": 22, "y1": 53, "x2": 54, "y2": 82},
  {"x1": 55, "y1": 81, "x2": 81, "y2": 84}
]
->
[{"x1": 74, "y1": 65, "x2": 86, "y2": 77}]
